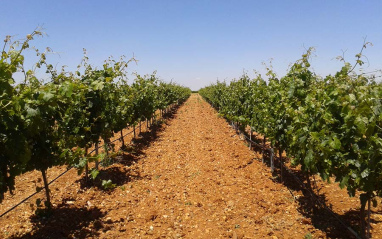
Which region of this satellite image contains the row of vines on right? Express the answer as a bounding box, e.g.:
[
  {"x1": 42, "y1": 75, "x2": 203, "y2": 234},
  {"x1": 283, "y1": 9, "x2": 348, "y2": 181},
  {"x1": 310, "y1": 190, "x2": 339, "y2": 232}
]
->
[{"x1": 199, "y1": 45, "x2": 381, "y2": 238}]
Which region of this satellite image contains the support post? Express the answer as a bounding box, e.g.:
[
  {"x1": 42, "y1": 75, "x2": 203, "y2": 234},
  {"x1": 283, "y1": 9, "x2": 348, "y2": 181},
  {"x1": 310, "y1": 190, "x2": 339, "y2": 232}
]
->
[
  {"x1": 279, "y1": 148, "x2": 283, "y2": 182},
  {"x1": 249, "y1": 128, "x2": 252, "y2": 150},
  {"x1": 41, "y1": 169, "x2": 51, "y2": 210},
  {"x1": 270, "y1": 148, "x2": 274, "y2": 173},
  {"x1": 95, "y1": 141, "x2": 99, "y2": 170},
  {"x1": 262, "y1": 137, "x2": 266, "y2": 163}
]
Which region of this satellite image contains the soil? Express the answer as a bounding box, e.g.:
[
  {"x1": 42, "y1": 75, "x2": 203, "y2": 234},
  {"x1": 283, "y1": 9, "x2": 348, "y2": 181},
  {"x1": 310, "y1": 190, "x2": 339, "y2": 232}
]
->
[{"x1": 0, "y1": 94, "x2": 380, "y2": 238}]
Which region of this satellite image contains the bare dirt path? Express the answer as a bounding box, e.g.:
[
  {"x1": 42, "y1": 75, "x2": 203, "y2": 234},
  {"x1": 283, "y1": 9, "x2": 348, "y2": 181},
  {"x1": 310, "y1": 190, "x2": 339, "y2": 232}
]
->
[
  {"x1": 1, "y1": 94, "x2": 328, "y2": 238},
  {"x1": 93, "y1": 94, "x2": 326, "y2": 238}
]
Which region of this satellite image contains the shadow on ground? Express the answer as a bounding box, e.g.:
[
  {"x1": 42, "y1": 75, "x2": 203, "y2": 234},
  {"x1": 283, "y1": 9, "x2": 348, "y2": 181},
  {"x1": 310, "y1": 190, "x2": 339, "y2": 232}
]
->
[
  {"x1": 12, "y1": 203, "x2": 105, "y2": 239},
  {"x1": 232, "y1": 126, "x2": 364, "y2": 239},
  {"x1": 76, "y1": 105, "x2": 181, "y2": 190}
]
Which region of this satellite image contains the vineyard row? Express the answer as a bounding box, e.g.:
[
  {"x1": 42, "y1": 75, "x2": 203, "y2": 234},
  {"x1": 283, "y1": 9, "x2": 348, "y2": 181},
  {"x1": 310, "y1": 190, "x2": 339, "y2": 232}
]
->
[
  {"x1": 0, "y1": 31, "x2": 191, "y2": 210},
  {"x1": 199, "y1": 46, "x2": 381, "y2": 238}
]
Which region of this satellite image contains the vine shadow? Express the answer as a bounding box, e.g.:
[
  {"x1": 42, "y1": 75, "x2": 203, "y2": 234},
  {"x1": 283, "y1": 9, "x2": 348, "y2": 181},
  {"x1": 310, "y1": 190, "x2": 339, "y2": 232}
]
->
[
  {"x1": 76, "y1": 166, "x2": 144, "y2": 190},
  {"x1": 240, "y1": 131, "x2": 362, "y2": 238},
  {"x1": 279, "y1": 164, "x2": 358, "y2": 238},
  {"x1": 13, "y1": 203, "x2": 105, "y2": 239},
  {"x1": 118, "y1": 107, "x2": 178, "y2": 166},
  {"x1": 77, "y1": 104, "x2": 181, "y2": 189}
]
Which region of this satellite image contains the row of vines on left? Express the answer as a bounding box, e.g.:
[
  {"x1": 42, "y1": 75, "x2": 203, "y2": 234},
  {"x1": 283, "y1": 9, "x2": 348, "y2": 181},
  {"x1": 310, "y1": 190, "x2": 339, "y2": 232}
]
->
[{"x1": 0, "y1": 30, "x2": 191, "y2": 208}]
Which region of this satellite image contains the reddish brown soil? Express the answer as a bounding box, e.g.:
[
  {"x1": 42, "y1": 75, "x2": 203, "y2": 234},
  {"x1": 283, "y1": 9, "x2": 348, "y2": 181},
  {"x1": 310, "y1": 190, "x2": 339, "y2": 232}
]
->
[{"x1": 1, "y1": 94, "x2": 379, "y2": 238}]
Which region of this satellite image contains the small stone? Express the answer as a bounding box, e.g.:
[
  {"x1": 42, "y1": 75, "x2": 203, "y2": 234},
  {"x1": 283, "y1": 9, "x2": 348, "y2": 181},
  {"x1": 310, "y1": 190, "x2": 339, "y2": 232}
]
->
[
  {"x1": 301, "y1": 218, "x2": 310, "y2": 224},
  {"x1": 105, "y1": 217, "x2": 113, "y2": 223}
]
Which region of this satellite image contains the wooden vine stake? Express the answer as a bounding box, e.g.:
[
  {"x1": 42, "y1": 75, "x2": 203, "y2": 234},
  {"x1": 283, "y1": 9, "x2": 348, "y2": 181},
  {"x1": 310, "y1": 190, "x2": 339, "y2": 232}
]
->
[
  {"x1": 249, "y1": 128, "x2": 252, "y2": 150},
  {"x1": 270, "y1": 148, "x2": 274, "y2": 173},
  {"x1": 41, "y1": 169, "x2": 51, "y2": 210},
  {"x1": 104, "y1": 139, "x2": 109, "y2": 158},
  {"x1": 279, "y1": 149, "x2": 283, "y2": 182},
  {"x1": 120, "y1": 130, "x2": 125, "y2": 149},
  {"x1": 262, "y1": 136, "x2": 266, "y2": 163},
  {"x1": 367, "y1": 198, "x2": 371, "y2": 239},
  {"x1": 84, "y1": 147, "x2": 89, "y2": 183},
  {"x1": 95, "y1": 142, "x2": 99, "y2": 170}
]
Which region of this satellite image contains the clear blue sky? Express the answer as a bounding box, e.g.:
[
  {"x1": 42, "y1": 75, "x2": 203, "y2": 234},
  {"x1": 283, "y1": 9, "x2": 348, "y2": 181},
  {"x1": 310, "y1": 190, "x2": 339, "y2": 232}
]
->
[{"x1": 1, "y1": 0, "x2": 381, "y2": 90}]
